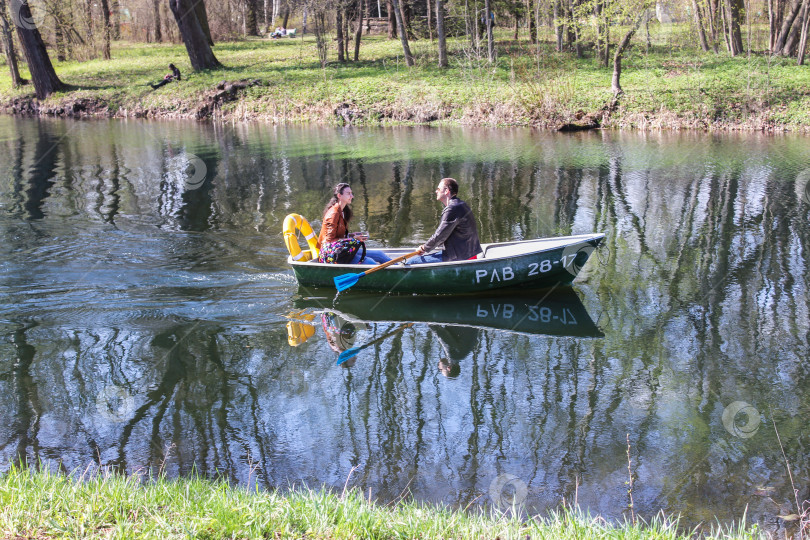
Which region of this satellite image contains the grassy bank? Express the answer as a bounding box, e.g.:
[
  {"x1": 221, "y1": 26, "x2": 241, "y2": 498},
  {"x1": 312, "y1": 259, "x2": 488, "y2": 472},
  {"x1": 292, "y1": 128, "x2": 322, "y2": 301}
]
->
[
  {"x1": 0, "y1": 465, "x2": 763, "y2": 539},
  {"x1": 2, "y1": 29, "x2": 810, "y2": 130}
]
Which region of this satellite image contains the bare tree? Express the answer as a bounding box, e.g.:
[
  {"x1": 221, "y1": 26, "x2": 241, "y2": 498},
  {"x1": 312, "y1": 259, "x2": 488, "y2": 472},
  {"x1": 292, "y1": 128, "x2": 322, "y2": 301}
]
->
[
  {"x1": 336, "y1": 0, "x2": 346, "y2": 62},
  {"x1": 170, "y1": 0, "x2": 221, "y2": 70},
  {"x1": 153, "y1": 0, "x2": 162, "y2": 41},
  {"x1": 436, "y1": 0, "x2": 448, "y2": 67},
  {"x1": 10, "y1": 0, "x2": 65, "y2": 98},
  {"x1": 725, "y1": 0, "x2": 744, "y2": 55},
  {"x1": 799, "y1": 0, "x2": 810, "y2": 63},
  {"x1": 692, "y1": 0, "x2": 710, "y2": 51},
  {"x1": 611, "y1": 4, "x2": 650, "y2": 94},
  {"x1": 100, "y1": 0, "x2": 111, "y2": 59},
  {"x1": 0, "y1": 0, "x2": 25, "y2": 86},
  {"x1": 354, "y1": 0, "x2": 364, "y2": 61},
  {"x1": 484, "y1": 0, "x2": 494, "y2": 62},
  {"x1": 246, "y1": 0, "x2": 259, "y2": 36},
  {"x1": 389, "y1": 0, "x2": 413, "y2": 64}
]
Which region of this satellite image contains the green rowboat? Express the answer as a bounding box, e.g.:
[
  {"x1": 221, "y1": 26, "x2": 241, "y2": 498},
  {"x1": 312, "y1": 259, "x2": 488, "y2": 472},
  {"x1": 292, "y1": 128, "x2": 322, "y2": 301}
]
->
[{"x1": 289, "y1": 233, "x2": 605, "y2": 294}]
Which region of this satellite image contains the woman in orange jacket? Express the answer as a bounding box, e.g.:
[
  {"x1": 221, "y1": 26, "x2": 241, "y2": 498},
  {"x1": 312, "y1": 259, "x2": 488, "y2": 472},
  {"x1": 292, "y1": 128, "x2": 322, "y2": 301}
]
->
[{"x1": 319, "y1": 183, "x2": 392, "y2": 264}]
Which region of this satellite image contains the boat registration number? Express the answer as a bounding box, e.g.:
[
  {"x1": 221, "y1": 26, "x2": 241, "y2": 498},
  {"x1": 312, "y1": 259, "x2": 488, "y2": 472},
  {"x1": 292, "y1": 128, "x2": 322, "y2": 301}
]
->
[{"x1": 474, "y1": 256, "x2": 574, "y2": 284}]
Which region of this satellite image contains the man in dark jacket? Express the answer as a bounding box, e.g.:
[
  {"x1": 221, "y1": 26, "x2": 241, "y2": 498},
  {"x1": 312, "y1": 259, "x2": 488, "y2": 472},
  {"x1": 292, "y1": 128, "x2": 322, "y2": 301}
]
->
[{"x1": 409, "y1": 178, "x2": 481, "y2": 263}]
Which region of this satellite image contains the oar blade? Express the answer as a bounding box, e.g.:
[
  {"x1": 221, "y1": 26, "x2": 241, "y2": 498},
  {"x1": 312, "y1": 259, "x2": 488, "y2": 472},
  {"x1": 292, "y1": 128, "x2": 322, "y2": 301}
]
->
[
  {"x1": 334, "y1": 272, "x2": 361, "y2": 292},
  {"x1": 337, "y1": 347, "x2": 360, "y2": 365}
]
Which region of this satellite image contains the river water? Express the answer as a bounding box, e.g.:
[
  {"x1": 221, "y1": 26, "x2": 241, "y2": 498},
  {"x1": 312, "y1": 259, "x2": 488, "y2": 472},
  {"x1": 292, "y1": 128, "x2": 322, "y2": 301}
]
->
[{"x1": 1, "y1": 117, "x2": 808, "y2": 534}]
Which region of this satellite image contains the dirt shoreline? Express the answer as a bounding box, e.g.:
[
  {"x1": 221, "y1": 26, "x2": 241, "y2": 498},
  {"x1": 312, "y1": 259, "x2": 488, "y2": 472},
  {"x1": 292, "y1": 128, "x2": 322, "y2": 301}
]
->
[{"x1": 2, "y1": 81, "x2": 805, "y2": 133}]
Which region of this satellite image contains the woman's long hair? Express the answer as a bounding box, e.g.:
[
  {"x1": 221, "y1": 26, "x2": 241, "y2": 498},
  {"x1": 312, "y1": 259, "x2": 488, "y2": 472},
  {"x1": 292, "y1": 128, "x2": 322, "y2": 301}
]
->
[{"x1": 323, "y1": 182, "x2": 352, "y2": 223}]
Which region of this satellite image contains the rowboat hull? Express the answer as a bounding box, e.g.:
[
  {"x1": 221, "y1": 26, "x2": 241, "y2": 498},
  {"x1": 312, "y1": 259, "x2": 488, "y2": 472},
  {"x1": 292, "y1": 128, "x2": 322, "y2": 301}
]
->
[
  {"x1": 293, "y1": 286, "x2": 602, "y2": 338},
  {"x1": 289, "y1": 233, "x2": 605, "y2": 294}
]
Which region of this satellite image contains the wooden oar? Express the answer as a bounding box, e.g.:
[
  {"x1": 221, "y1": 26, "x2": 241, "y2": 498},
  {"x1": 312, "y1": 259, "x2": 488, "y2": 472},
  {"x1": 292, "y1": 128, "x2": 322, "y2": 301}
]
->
[
  {"x1": 333, "y1": 250, "x2": 421, "y2": 292},
  {"x1": 337, "y1": 323, "x2": 414, "y2": 364}
]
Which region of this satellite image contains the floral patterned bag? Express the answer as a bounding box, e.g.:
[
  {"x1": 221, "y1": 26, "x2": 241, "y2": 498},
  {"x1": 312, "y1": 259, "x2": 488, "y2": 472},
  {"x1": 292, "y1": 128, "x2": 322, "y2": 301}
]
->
[{"x1": 318, "y1": 238, "x2": 366, "y2": 264}]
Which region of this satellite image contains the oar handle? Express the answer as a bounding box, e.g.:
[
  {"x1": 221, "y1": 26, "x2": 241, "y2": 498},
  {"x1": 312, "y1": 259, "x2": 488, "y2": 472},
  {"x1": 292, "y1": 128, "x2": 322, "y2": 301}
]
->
[{"x1": 361, "y1": 250, "x2": 422, "y2": 277}]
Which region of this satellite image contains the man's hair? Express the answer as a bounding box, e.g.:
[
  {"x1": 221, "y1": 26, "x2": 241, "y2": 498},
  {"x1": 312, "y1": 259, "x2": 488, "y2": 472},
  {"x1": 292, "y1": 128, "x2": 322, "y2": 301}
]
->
[{"x1": 441, "y1": 177, "x2": 459, "y2": 195}]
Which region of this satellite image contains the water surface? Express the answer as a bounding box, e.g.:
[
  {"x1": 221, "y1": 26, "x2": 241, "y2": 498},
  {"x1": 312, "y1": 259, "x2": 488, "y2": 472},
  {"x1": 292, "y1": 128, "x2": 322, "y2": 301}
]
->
[{"x1": 1, "y1": 117, "x2": 809, "y2": 534}]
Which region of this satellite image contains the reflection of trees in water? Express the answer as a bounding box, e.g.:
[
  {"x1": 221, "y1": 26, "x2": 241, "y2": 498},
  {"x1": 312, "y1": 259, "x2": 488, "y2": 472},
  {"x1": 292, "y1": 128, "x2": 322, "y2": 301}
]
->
[
  {"x1": 2, "y1": 121, "x2": 810, "y2": 527},
  {"x1": 589, "y1": 150, "x2": 810, "y2": 520},
  {"x1": 24, "y1": 122, "x2": 61, "y2": 220}
]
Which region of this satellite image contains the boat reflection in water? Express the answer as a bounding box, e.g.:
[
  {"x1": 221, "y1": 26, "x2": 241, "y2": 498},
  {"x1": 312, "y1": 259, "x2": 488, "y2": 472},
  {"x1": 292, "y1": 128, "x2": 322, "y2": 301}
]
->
[{"x1": 287, "y1": 286, "x2": 603, "y2": 371}]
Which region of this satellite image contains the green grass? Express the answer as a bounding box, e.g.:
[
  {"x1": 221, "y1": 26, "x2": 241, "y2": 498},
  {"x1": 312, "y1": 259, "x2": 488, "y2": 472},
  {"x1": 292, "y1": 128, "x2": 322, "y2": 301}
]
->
[
  {"x1": 2, "y1": 26, "x2": 810, "y2": 129},
  {"x1": 0, "y1": 464, "x2": 765, "y2": 539}
]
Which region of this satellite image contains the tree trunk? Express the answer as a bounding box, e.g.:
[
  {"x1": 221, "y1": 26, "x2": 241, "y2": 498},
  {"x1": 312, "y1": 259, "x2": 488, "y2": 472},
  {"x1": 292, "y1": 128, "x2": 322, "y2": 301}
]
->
[
  {"x1": 571, "y1": 0, "x2": 581, "y2": 57},
  {"x1": 798, "y1": 0, "x2": 810, "y2": 63},
  {"x1": 726, "y1": 0, "x2": 744, "y2": 55},
  {"x1": 169, "y1": 0, "x2": 221, "y2": 70},
  {"x1": 707, "y1": 0, "x2": 720, "y2": 51},
  {"x1": 153, "y1": 0, "x2": 162, "y2": 41},
  {"x1": 354, "y1": 0, "x2": 364, "y2": 61},
  {"x1": 436, "y1": 0, "x2": 447, "y2": 66},
  {"x1": 194, "y1": 1, "x2": 214, "y2": 46},
  {"x1": 719, "y1": 0, "x2": 732, "y2": 51},
  {"x1": 314, "y1": 10, "x2": 328, "y2": 66},
  {"x1": 389, "y1": 0, "x2": 413, "y2": 64},
  {"x1": 13, "y1": 1, "x2": 65, "y2": 99},
  {"x1": 782, "y1": 1, "x2": 807, "y2": 54},
  {"x1": 85, "y1": 0, "x2": 94, "y2": 40},
  {"x1": 0, "y1": 0, "x2": 24, "y2": 87},
  {"x1": 343, "y1": 2, "x2": 350, "y2": 53},
  {"x1": 484, "y1": 0, "x2": 494, "y2": 62},
  {"x1": 282, "y1": 6, "x2": 290, "y2": 28},
  {"x1": 693, "y1": 0, "x2": 711, "y2": 50},
  {"x1": 398, "y1": 0, "x2": 412, "y2": 39},
  {"x1": 602, "y1": 20, "x2": 611, "y2": 67},
  {"x1": 100, "y1": 0, "x2": 111, "y2": 59},
  {"x1": 553, "y1": 0, "x2": 563, "y2": 51},
  {"x1": 773, "y1": 0, "x2": 802, "y2": 52},
  {"x1": 527, "y1": 0, "x2": 536, "y2": 43},
  {"x1": 336, "y1": 4, "x2": 346, "y2": 62},
  {"x1": 427, "y1": 0, "x2": 433, "y2": 40},
  {"x1": 612, "y1": 11, "x2": 645, "y2": 94},
  {"x1": 246, "y1": 0, "x2": 259, "y2": 36},
  {"x1": 110, "y1": 0, "x2": 120, "y2": 39},
  {"x1": 796, "y1": 2, "x2": 810, "y2": 62},
  {"x1": 387, "y1": 0, "x2": 397, "y2": 37}
]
